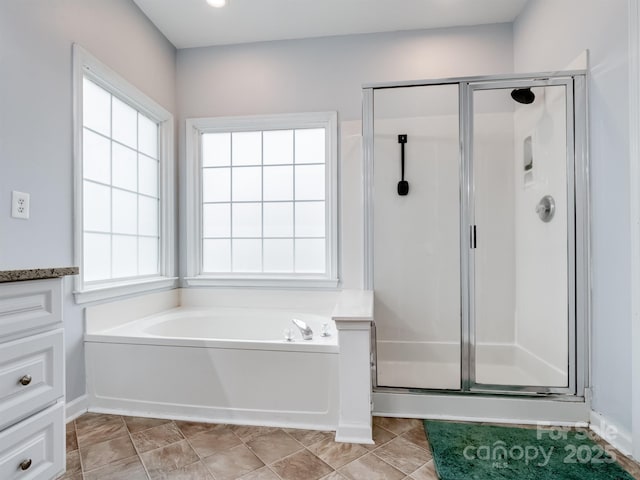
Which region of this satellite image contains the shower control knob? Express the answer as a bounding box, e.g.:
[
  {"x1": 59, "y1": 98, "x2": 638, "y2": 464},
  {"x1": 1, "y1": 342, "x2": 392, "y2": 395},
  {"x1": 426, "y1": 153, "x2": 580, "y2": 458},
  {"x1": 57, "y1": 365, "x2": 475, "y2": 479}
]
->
[{"x1": 536, "y1": 195, "x2": 555, "y2": 223}]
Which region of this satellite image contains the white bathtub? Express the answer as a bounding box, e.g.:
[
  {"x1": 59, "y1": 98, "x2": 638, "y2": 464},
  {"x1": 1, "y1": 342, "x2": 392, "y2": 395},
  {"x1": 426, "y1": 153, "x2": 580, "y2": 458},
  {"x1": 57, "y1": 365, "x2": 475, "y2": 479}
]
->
[
  {"x1": 89, "y1": 306, "x2": 338, "y2": 353},
  {"x1": 85, "y1": 298, "x2": 340, "y2": 430}
]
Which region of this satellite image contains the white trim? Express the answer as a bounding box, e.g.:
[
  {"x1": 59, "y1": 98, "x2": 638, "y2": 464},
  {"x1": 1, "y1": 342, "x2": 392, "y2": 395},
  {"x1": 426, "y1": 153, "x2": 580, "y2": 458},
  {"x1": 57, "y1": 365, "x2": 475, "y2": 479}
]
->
[
  {"x1": 72, "y1": 44, "x2": 176, "y2": 304},
  {"x1": 334, "y1": 424, "x2": 374, "y2": 445},
  {"x1": 86, "y1": 405, "x2": 336, "y2": 432},
  {"x1": 362, "y1": 89, "x2": 374, "y2": 289},
  {"x1": 629, "y1": 0, "x2": 640, "y2": 460},
  {"x1": 185, "y1": 112, "x2": 339, "y2": 287},
  {"x1": 590, "y1": 410, "x2": 633, "y2": 457},
  {"x1": 185, "y1": 118, "x2": 202, "y2": 278},
  {"x1": 183, "y1": 277, "x2": 338, "y2": 289},
  {"x1": 74, "y1": 277, "x2": 178, "y2": 304},
  {"x1": 373, "y1": 391, "x2": 590, "y2": 424},
  {"x1": 65, "y1": 394, "x2": 89, "y2": 423}
]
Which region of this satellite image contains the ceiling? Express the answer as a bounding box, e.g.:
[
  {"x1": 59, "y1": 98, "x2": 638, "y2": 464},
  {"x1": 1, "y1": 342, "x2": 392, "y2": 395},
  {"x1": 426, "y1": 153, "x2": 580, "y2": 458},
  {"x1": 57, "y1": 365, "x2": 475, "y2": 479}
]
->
[{"x1": 132, "y1": 0, "x2": 530, "y2": 49}]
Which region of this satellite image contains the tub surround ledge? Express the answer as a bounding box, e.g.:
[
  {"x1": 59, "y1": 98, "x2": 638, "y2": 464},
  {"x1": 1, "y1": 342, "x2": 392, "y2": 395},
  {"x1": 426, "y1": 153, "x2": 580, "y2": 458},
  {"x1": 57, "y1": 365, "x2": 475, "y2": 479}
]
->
[
  {"x1": 0, "y1": 266, "x2": 79, "y2": 283},
  {"x1": 332, "y1": 289, "x2": 374, "y2": 322},
  {"x1": 333, "y1": 290, "x2": 375, "y2": 445}
]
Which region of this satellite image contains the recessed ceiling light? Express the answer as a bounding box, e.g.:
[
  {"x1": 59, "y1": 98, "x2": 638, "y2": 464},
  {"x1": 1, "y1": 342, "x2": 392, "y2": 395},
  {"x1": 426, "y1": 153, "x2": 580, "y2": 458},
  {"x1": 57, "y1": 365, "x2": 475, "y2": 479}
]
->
[{"x1": 206, "y1": 0, "x2": 227, "y2": 7}]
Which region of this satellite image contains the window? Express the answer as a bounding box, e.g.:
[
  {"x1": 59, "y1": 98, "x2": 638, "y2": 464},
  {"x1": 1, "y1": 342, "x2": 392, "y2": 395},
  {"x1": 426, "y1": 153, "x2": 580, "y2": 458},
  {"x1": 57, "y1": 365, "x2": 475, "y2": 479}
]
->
[
  {"x1": 73, "y1": 45, "x2": 175, "y2": 303},
  {"x1": 185, "y1": 113, "x2": 338, "y2": 287}
]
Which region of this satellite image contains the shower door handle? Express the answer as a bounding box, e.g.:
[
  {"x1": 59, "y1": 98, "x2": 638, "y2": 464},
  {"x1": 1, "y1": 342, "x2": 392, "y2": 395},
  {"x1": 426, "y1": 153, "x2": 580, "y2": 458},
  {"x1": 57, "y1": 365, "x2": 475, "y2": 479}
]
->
[
  {"x1": 470, "y1": 225, "x2": 477, "y2": 249},
  {"x1": 397, "y1": 134, "x2": 409, "y2": 195}
]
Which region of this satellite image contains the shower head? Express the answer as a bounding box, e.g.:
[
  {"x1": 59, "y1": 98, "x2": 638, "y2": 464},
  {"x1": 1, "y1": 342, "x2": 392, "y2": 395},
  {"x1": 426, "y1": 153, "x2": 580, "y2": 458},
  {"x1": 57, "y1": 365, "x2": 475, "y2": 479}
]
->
[{"x1": 511, "y1": 87, "x2": 535, "y2": 105}]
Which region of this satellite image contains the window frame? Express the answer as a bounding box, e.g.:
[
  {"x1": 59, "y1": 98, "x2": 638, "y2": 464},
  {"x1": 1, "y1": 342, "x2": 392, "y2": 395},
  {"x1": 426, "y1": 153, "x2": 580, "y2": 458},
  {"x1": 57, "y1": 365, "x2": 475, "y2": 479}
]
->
[
  {"x1": 72, "y1": 44, "x2": 176, "y2": 303},
  {"x1": 185, "y1": 112, "x2": 339, "y2": 288}
]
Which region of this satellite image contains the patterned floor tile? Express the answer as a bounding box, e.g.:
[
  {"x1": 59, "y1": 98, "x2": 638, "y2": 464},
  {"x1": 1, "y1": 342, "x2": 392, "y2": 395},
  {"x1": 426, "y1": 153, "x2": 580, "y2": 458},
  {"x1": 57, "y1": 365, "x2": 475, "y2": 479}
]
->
[
  {"x1": 188, "y1": 426, "x2": 242, "y2": 458},
  {"x1": 175, "y1": 420, "x2": 229, "y2": 438},
  {"x1": 372, "y1": 435, "x2": 430, "y2": 474},
  {"x1": 83, "y1": 455, "x2": 148, "y2": 480},
  {"x1": 76, "y1": 414, "x2": 128, "y2": 448},
  {"x1": 124, "y1": 416, "x2": 173, "y2": 434},
  {"x1": 238, "y1": 466, "x2": 281, "y2": 479},
  {"x1": 270, "y1": 449, "x2": 334, "y2": 480},
  {"x1": 80, "y1": 435, "x2": 136, "y2": 472},
  {"x1": 339, "y1": 453, "x2": 405, "y2": 480},
  {"x1": 63, "y1": 414, "x2": 640, "y2": 480},
  {"x1": 245, "y1": 430, "x2": 303, "y2": 464},
  {"x1": 284, "y1": 428, "x2": 335, "y2": 447},
  {"x1": 66, "y1": 422, "x2": 78, "y2": 452},
  {"x1": 140, "y1": 440, "x2": 199, "y2": 479},
  {"x1": 372, "y1": 417, "x2": 423, "y2": 436},
  {"x1": 156, "y1": 460, "x2": 214, "y2": 479},
  {"x1": 308, "y1": 437, "x2": 369, "y2": 469},
  {"x1": 401, "y1": 426, "x2": 430, "y2": 452},
  {"x1": 410, "y1": 460, "x2": 439, "y2": 480},
  {"x1": 202, "y1": 443, "x2": 264, "y2": 480},
  {"x1": 363, "y1": 424, "x2": 396, "y2": 450},
  {"x1": 131, "y1": 423, "x2": 185, "y2": 453},
  {"x1": 64, "y1": 449, "x2": 81, "y2": 476},
  {"x1": 231, "y1": 425, "x2": 281, "y2": 441}
]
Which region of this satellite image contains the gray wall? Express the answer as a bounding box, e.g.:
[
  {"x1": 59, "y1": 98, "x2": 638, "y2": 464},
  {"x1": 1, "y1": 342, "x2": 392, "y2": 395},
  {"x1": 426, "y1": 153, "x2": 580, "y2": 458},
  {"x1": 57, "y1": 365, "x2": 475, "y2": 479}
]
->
[
  {"x1": 177, "y1": 24, "x2": 515, "y2": 287},
  {"x1": 177, "y1": 24, "x2": 514, "y2": 120},
  {"x1": 514, "y1": 0, "x2": 631, "y2": 431},
  {"x1": 0, "y1": 0, "x2": 176, "y2": 401}
]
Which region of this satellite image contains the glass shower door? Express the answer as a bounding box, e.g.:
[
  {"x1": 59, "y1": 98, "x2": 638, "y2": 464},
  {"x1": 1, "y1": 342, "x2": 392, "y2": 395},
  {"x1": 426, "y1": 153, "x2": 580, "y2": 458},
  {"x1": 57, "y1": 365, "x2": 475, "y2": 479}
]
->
[
  {"x1": 373, "y1": 84, "x2": 461, "y2": 390},
  {"x1": 467, "y1": 79, "x2": 575, "y2": 393}
]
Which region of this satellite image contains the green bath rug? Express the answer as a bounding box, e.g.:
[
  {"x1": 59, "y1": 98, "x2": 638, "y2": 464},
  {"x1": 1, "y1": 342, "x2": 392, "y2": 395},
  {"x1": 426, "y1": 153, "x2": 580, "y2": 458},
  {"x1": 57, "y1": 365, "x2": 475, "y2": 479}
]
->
[{"x1": 424, "y1": 420, "x2": 634, "y2": 480}]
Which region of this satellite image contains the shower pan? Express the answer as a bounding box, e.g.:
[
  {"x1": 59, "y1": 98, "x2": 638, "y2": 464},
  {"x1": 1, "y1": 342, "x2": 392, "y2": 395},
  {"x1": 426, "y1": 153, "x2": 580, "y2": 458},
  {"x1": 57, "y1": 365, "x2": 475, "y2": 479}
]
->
[{"x1": 363, "y1": 72, "x2": 588, "y2": 397}]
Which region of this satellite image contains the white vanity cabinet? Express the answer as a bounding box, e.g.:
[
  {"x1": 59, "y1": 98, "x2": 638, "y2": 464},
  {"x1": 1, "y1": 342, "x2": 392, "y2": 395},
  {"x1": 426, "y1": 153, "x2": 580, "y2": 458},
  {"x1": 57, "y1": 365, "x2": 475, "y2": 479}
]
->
[{"x1": 0, "y1": 278, "x2": 65, "y2": 480}]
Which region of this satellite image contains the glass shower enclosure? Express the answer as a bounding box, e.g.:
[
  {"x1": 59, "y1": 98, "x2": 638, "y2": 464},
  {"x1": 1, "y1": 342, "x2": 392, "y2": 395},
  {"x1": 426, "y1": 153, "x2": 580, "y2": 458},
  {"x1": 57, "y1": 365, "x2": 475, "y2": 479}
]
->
[{"x1": 364, "y1": 72, "x2": 588, "y2": 396}]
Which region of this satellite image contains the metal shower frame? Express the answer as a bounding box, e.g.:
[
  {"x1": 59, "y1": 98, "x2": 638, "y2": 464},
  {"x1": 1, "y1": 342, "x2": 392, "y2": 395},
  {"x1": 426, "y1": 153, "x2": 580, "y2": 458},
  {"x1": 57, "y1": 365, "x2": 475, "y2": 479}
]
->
[{"x1": 362, "y1": 71, "x2": 589, "y2": 398}]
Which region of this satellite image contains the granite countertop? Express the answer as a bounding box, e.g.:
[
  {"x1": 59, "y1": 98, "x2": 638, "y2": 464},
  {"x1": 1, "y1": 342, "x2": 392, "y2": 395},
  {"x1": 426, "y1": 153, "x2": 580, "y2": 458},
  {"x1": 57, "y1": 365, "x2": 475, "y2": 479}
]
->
[{"x1": 0, "y1": 267, "x2": 79, "y2": 283}]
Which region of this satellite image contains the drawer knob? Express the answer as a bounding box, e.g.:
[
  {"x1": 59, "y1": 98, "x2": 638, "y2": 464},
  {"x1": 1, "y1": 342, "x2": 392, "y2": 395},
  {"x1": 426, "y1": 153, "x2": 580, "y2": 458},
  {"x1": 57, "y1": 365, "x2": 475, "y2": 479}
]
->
[
  {"x1": 19, "y1": 375, "x2": 32, "y2": 386},
  {"x1": 19, "y1": 458, "x2": 32, "y2": 471}
]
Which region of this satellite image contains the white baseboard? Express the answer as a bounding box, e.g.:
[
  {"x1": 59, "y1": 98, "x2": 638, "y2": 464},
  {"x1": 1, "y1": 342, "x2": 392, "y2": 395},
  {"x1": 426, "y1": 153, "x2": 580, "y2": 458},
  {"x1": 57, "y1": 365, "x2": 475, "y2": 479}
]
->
[
  {"x1": 335, "y1": 423, "x2": 374, "y2": 445},
  {"x1": 87, "y1": 397, "x2": 337, "y2": 433},
  {"x1": 65, "y1": 394, "x2": 89, "y2": 423},
  {"x1": 590, "y1": 410, "x2": 633, "y2": 456}
]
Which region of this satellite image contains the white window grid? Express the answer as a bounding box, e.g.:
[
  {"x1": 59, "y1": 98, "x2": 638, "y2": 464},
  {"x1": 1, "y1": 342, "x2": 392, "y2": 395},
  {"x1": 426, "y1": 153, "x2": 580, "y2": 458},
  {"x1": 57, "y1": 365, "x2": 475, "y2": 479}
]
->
[
  {"x1": 185, "y1": 112, "x2": 338, "y2": 287},
  {"x1": 82, "y1": 78, "x2": 161, "y2": 284},
  {"x1": 200, "y1": 129, "x2": 326, "y2": 274}
]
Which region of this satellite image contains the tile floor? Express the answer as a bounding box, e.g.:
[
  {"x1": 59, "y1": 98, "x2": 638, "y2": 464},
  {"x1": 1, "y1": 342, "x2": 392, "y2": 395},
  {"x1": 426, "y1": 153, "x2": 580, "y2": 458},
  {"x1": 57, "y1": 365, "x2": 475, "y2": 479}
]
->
[{"x1": 59, "y1": 414, "x2": 640, "y2": 480}]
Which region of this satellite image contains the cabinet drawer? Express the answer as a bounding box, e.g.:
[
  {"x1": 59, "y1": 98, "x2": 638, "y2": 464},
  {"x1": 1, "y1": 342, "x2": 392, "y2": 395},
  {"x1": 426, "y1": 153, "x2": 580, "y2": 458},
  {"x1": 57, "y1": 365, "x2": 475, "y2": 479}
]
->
[
  {"x1": 0, "y1": 279, "x2": 62, "y2": 339},
  {"x1": 0, "y1": 330, "x2": 64, "y2": 430},
  {"x1": 0, "y1": 402, "x2": 64, "y2": 480}
]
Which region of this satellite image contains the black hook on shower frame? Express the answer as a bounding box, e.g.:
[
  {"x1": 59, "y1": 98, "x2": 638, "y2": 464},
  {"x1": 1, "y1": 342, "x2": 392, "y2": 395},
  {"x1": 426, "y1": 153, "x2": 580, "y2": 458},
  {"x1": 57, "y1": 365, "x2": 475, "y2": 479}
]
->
[{"x1": 397, "y1": 134, "x2": 409, "y2": 196}]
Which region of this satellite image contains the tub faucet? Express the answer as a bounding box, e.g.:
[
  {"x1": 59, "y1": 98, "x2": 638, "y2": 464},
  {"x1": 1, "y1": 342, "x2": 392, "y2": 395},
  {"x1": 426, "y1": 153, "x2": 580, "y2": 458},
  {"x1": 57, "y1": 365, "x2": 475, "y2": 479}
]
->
[{"x1": 292, "y1": 318, "x2": 313, "y2": 340}]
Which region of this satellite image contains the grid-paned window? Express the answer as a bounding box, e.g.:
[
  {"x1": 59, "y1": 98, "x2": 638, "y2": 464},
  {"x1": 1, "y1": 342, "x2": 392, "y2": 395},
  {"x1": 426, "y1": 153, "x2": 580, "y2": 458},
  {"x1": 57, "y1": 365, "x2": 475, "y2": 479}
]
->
[
  {"x1": 82, "y1": 78, "x2": 160, "y2": 282},
  {"x1": 201, "y1": 128, "x2": 327, "y2": 274},
  {"x1": 186, "y1": 112, "x2": 337, "y2": 287}
]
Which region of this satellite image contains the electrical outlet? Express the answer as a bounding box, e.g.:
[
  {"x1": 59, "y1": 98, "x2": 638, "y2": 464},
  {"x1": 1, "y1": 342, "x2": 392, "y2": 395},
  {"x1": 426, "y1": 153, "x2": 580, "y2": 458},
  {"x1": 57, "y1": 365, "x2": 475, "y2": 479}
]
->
[{"x1": 11, "y1": 191, "x2": 30, "y2": 219}]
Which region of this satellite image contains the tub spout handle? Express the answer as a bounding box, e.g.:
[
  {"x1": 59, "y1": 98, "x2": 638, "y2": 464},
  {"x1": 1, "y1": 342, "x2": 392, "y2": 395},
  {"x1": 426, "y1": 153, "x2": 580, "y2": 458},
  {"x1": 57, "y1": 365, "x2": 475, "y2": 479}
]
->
[{"x1": 292, "y1": 318, "x2": 313, "y2": 340}]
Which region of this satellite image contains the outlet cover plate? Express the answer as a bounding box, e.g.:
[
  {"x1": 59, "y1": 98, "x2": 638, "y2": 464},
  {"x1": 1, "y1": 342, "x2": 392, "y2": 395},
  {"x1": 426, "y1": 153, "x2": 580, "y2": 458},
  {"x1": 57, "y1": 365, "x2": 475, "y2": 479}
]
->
[{"x1": 11, "y1": 191, "x2": 30, "y2": 219}]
